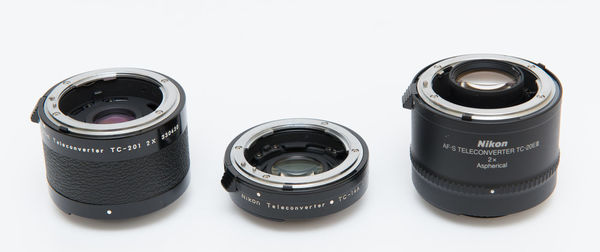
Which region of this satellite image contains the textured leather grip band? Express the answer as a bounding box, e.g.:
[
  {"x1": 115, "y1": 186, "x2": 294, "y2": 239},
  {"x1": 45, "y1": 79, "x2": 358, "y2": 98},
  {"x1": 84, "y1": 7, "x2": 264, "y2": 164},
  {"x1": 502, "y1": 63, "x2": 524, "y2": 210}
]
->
[{"x1": 44, "y1": 129, "x2": 190, "y2": 205}]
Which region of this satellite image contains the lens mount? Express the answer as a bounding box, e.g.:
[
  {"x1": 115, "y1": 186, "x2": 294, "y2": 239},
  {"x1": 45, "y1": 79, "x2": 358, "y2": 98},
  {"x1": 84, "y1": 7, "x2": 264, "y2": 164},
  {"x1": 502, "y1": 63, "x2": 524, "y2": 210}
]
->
[
  {"x1": 43, "y1": 68, "x2": 181, "y2": 136},
  {"x1": 416, "y1": 54, "x2": 557, "y2": 120},
  {"x1": 222, "y1": 118, "x2": 368, "y2": 221},
  {"x1": 230, "y1": 118, "x2": 364, "y2": 190}
]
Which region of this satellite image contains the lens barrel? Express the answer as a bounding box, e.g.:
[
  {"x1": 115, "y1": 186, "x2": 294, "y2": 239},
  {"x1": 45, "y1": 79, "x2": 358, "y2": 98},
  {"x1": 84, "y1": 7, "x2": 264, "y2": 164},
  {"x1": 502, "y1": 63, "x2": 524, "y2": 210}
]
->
[
  {"x1": 31, "y1": 68, "x2": 190, "y2": 219},
  {"x1": 403, "y1": 54, "x2": 562, "y2": 217},
  {"x1": 221, "y1": 119, "x2": 368, "y2": 221}
]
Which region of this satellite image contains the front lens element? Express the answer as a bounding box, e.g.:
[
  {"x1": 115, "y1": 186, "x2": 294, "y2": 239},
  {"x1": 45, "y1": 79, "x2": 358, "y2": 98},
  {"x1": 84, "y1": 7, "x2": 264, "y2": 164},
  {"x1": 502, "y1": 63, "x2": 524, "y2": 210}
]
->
[
  {"x1": 457, "y1": 69, "x2": 517, "y2": 91},
  {"x1": 92, "y1": 109, "x2": 136, "y2": 124},
  {"x1": 271, "y1": 156, "x2": 324, "y2": 176}
]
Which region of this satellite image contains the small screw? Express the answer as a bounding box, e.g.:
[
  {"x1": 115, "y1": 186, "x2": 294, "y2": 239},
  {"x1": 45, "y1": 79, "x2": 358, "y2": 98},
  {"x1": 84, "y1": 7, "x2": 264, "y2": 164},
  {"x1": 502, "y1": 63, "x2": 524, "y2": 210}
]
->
[
  {"x1": 263, "y1": 174, "x2": 270, "y2": 178},
  {"x1": 106, "y1": 209, "x2": 112, "y2": 215},
  {"x1": 52, "y1": 103, "x2": 57, "y2": 108},
  {"x1": 321, "y1": 121, "x2": 329, "y2": 125},
  {"x1": 52, "y1": 112, "x2": 61, "y2": 116},
  {"x1": 352, "y1": 149, "x2": 359, "y2": 152},
  {"x1": 161, "y1": 79, "x2": 169, "y2": 83},
  {"x1": 63, "y1": 81, "x2": 71, "y2": 85},
  {"x1": 241, "y1": 162, "x2": 246, "y2": 167},
  {"x1": 235, "y1": 146, "x2": 242, "y2": 150},
  {"x1": 528, "y1": 65, "x2": 536, "y2": 69},
  {"x1": 434, "y1": 65, "x2": 442, "y2": 69},
  {"x1": 537, "y1": 94, "x2": 546, "y2": 99},
  {"x1": 155, "y1": 110, "x2": 163, "y2": 114},
  {"x1": 252, "y1": 167, "x2": 257, "y2": 172},
  {"x1": 430, "y1": 94, "x2": 439, "y2": 99},
  {"x1": 48, "y1": 97, "x2": 55, "y2": 101}
]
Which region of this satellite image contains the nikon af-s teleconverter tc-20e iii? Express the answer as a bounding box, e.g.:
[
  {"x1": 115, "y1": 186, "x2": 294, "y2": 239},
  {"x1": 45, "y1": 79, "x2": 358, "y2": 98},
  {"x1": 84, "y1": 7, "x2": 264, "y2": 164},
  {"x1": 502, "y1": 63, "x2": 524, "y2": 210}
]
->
[
  {"x1": 403, "y1": 54, "x2": 562, "y2": 217},
  {"x1": 30, "y1": 53, "x2": 562, "y2": 221}
]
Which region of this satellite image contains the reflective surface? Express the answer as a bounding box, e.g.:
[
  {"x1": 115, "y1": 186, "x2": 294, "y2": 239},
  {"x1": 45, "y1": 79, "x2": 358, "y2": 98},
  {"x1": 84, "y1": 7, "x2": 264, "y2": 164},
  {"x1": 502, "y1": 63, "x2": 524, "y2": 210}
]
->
[
  {"x1": 271, "y1": 156, "x2": 324, "y2": 176},
  {"x1": 93, "y1": 109, "x2": 137, "y2": 124},
  {"x1": 457, "y1": 69, "x2": 517, "y2": 91}
]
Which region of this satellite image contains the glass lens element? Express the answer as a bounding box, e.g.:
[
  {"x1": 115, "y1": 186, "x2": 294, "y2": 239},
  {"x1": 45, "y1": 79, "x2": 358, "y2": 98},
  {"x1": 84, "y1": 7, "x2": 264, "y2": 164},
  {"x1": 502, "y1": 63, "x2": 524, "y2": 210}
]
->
[
  {"x1": 457, "y1": 70, "x2": 517, "y2": 91},
  {"x1": 271, "y1": 156, "x2": 324, "y2": 177},
  {"x1": 93, "y1": 110, "x2": 136, "y2": 124}
]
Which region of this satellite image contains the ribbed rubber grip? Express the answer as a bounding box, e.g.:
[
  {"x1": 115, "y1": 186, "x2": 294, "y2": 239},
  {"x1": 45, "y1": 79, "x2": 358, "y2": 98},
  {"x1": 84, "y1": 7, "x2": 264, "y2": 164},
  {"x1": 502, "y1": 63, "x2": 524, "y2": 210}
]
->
[{"x1": 411, "y1": 154, "x2": 558, "y2": 195}]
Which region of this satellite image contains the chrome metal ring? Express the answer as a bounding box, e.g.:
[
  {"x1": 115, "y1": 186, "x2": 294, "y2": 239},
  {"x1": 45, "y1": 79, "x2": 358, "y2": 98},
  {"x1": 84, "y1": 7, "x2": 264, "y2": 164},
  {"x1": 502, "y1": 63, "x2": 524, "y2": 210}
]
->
[
  {"x1": 229, "y1": 118, "x2": 365, "y2": 189},
  {"x1": 43, "y1": 68, "x2": 181, "y2": 136},
  {"x1": 416, "y1": 54, "x2": 558, "y2": 120}
]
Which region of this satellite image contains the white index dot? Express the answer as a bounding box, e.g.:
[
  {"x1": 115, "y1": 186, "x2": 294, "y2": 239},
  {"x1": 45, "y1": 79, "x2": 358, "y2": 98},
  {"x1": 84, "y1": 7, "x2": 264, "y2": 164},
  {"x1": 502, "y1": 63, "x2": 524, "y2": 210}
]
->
[
  {"x1": 490, "y1": 189, "x2": 496, "y2": 194},
  {"x1": 256, "y1": 192, "x2": 261, "y2": 197},
  {"x1": 106, "y1": 209, "x2": 113, "y2": 215},
  {"x1": 330, "y1": 200, "x2": 334, "y2": 205}
]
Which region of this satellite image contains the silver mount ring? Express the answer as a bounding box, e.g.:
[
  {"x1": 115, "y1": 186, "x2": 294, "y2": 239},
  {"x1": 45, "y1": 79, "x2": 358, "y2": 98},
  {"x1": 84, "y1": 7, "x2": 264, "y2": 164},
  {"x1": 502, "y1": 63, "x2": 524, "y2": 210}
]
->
[
  {"x1": 43, "y1": 68, "x2": 181, "y2": 136},
  {"x1": 416, "y1": 54, "x2": 558, "y2": 120}
]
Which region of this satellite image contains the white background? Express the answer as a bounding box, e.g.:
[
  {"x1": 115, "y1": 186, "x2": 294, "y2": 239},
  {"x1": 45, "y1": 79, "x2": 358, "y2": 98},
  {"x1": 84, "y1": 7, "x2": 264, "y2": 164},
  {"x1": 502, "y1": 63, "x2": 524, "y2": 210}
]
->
[{"x1": 1, "y1": 0, "x2": 599, "y2": 251}]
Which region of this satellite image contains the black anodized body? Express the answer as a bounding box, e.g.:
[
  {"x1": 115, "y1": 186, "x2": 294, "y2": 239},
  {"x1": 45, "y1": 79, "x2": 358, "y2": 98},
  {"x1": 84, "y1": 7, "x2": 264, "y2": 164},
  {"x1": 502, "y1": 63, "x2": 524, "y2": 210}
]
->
[
  {"x1": 31, "y1": 74, "x2": 190, "y2": 219},
  {"x1": 221, "y1": 126, "x2": 368, "y2": 221},
  {"x1": 403, "y1": 61, "x2": 562, "y2": 217}
]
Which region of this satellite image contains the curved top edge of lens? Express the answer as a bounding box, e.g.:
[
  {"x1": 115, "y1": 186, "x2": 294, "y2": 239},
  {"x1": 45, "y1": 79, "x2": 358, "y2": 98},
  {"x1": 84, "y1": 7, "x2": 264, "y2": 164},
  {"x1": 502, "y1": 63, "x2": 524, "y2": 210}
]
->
[
  {"x1": 415, "y1": 54, "x2": 559, "y2": 120},
  {"x1": 42, "y1": 68, "x2": 182, "y2": 136},
  {"x1": 229, "y1": 118, "x2": 366, "y2": 189}
]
